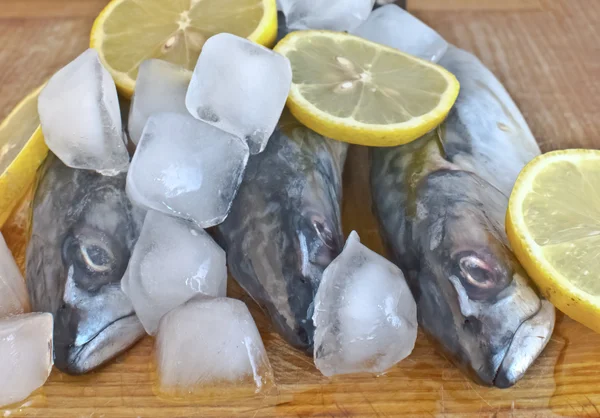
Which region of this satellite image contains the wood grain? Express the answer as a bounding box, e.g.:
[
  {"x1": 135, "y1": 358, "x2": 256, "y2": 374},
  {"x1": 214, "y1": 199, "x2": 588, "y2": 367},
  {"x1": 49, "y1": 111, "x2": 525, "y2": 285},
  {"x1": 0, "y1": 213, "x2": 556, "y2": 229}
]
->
[{"x1": 1, "y1": 0, "x2": 600, "y2": 417}]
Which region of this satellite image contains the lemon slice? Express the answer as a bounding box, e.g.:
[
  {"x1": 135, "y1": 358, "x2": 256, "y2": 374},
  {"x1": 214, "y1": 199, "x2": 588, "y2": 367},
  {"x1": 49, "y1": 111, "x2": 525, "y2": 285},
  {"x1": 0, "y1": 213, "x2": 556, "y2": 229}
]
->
[
  {"x1": 90, "y1": 0, "x2": 278, "y2": 97},
  {"x1": 0, "y1": 86, "x2": 48, "y2": 228},
  {"x1": 507, "y1": 149, "x2": 600, "y2": 334},
  {"x1": 273, "y1": 30, "x2": 459, "y2": 147}
]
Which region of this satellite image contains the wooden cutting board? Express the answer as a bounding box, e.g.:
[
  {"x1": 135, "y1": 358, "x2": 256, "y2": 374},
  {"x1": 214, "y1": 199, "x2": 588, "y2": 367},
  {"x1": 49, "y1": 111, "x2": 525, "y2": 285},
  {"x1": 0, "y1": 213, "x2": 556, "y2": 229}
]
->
[{"x1": 1, "y1": 1, "x2": 599, "y2": 416}]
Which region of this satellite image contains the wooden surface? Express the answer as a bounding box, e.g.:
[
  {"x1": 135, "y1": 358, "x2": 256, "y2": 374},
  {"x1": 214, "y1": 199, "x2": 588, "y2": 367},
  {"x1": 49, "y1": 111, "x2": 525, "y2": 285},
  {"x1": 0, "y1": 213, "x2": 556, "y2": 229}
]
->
[{"x1": 1, "y1": 0, "x2": 600, "y2": 416}]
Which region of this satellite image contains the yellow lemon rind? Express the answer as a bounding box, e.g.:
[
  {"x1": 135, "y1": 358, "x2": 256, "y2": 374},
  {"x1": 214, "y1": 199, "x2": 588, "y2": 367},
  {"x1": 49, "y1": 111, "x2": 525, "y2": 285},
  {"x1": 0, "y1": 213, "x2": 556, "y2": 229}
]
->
[
  {"x1": 274, "y1": 30, "x2": 460, "y2": 147},
  {"x1": 90, "y1": 0, "x2": 278, "y2": 98},
  {"x1": 507, "y1": 149, "x2": 600, "y2": 334},
  {"x1": 0, "y1": 86, "x2": 49, "y2": 227}
]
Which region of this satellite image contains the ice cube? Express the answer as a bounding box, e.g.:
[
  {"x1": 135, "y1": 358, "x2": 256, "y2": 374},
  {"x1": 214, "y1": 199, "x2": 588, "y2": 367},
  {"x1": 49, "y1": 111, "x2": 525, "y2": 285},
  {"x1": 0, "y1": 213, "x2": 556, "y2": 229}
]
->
[
  {"x1": 122, "y1": 210, "x2": 227, "y2": 335},
  {"x1": 127, "y1": 112, "x2": 249, "y2": 227},
  {"x1": 0, "y1": 313, "x2": 53, "y2": 407},
  {"x1": 281, "y1": 0, "x2": 375, "y2": 32},
  {"x1": 313, "y1": 231, "x2": 417, "y2": 377},
  {"x1": 186, "y1": 33, "x2": 292, "y2": 154},
  {"x1": 353, "y1": 5, "x2": 448, "y2": 63},
  {"x1": 155, "y1": 296, "x2": 274, "y2": 396},
  {"x1": 128, "y1": 60, "x2": 191, "y2": 145},
  {"x1": 0, "y1": 233, "x2": 29, "y2": 318},
  {"x1": 38, "y1": 48, "x2": 129, "y2": 175}
]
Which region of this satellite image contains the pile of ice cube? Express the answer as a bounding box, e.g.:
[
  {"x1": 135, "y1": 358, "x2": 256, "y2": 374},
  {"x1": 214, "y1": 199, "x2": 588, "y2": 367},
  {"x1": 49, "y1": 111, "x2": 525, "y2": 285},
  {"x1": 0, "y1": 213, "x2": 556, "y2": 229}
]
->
[
  {"x1": 39, "y1": 34, "x2": 292, "y2": 229},
  {"x1": 35, "y1": 32, "x2": 294, "y2": 394},
  {"x1": 26, "y1": 0, "x2": 445, "y2": 395}
]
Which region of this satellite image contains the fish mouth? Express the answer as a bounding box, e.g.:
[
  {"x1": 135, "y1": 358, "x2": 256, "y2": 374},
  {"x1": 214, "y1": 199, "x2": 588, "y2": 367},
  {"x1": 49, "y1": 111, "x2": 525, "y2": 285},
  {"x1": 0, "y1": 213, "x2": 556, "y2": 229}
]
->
[
  {"x1": 58, "y1": 313, "x2": 145, "y2": 375},
  {"x1": 493, "y1": 300, "x2": 555, "y2": 388}
]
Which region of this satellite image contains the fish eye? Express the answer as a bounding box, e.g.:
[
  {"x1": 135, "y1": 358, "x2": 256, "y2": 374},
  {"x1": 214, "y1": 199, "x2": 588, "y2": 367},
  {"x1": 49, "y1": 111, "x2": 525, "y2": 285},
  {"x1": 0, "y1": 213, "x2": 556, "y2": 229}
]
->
[
  {"x1": 458, "y1": 255, "x2": 496, "y2": 290},
  {"x1": 80, "y1": 242, "x2": 114, "y2": 273}
]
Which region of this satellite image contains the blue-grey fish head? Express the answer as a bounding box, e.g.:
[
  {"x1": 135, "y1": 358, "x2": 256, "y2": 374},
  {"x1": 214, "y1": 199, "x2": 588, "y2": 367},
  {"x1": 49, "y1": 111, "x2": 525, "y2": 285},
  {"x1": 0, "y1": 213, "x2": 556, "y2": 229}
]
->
[
  {"x1": 414, "y1": 170, "x2": 555, "y2": 388},
  {"x1": 218, "y1": 120, "x2": 346, "y2": 352},
  {"x1": 26, "y1": 155, "x2": 145, "y2": 374},
  {"x1": 273, "y1": 124, "x2": 347, "y2": 351},
  {"x1": 281, "y1": 175, "x2": 345, "y2": 350}
]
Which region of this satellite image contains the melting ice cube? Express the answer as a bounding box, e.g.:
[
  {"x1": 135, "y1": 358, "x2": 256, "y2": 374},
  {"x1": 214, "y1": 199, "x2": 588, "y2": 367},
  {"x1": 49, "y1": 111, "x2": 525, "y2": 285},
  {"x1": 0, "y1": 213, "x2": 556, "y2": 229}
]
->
[
  {"x1": 128, "y1": 59, "x2": 191, "y2": 145},
  {"x1": 126, "y1": 112, "x2": 249, "y2": 227},
  {"x1": 38, "y1": 48, "x2": 129, "y2": 175},
  {"x1": 186, "y1": 33, "x2": 292, "y2": 154},
  {"x1": 0, "y1": 313, "x2": 53, "y2": 407},
  {"x1": 281, "y1": 0, "x2": 375, "y2": 32},
  {"x1": 0, "y1": 233, "x2": 29, "y2": 318},
  {"x1": 353, "y1": 5, "x2": 448, "y2": 63},
  {"x1": 313, "y1": 231, "x2": 417, "y2": 376},
  {"x1": 122, "y1": 210, "x2": 227, "y2": 335},
  {"x1": 155, "y1": 296, "x2": 274, "y2": 396}
]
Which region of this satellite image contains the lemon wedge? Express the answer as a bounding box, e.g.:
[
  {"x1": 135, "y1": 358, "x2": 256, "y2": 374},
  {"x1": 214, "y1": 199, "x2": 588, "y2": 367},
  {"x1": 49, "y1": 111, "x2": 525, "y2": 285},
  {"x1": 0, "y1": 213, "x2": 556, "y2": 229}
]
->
[
  {"x1": 273, "y1": 30, "x2": 459, "y2": 146},
  {"x1": 0, "y1": 86, "x2": 48, "y2": 227},
  {"x1": 507, "y1": 149, "x2": 600, "y2": 334},
  {"x1": 90, "y1": 0, "x2": 278, "y2": 97}
]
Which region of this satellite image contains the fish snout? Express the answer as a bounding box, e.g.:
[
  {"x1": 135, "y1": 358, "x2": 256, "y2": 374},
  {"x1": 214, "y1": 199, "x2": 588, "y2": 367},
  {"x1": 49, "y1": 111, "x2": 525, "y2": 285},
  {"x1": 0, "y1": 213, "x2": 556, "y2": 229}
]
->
[
  {"x1": 53, "y1": 304, "x2": 145, "y2": 374},
  {"x1": 493, "y1": 300, "x2": 555, "y2": 388}
]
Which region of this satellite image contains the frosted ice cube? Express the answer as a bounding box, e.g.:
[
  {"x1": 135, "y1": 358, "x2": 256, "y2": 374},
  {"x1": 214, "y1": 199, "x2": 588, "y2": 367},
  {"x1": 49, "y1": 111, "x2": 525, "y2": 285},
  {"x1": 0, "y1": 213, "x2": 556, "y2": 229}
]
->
[
  {"x1": 128, "y1": 59, "x2": 191, "y2": 145},
  {"x1": 282, "y1": 0, "x2": 375, "y2": 32},
  {"x1": 155, "y1": 296, "x2": 274, "y2": 396},
  {"x1": 353, "y1": 5, "x2": 448, "y2": 63},
  {"x1": 38, "y1": 48, "x2": 129, "y2": 175},
  {"x1": 313, "y1": 231, "x2": 417, "y2": 377},
  {"x1": 126, "y1": 112, "x2": 249, "y2": 227},
  {"x1": 186, "y1": 33, "x2": 292, "y2": 154},
  {"x1": 0, "y1": 233, "x2": 29, "y2": 318},
  {"x1": 122, "y1": 210, "x2": 227, "y2": 335},
  {"x1": 0, "y1": 313, "x2": 53, "y2": 407}
]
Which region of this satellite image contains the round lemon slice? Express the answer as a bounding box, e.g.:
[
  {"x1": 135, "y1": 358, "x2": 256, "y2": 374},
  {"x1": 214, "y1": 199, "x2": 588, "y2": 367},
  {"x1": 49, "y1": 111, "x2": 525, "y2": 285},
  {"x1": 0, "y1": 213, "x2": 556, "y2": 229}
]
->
[
  {"x1": 0, "y1": 86, "x2": 48, "y2": 228},
  {"x1": 507, "y1": 149, "x2": 600, "y2": 334},
  {"x1": 273, "y1": 30, "x2": 459, "y2": 147},
  {"x1": 90, "y1": 0, "x2": 278, "y2": 97}
]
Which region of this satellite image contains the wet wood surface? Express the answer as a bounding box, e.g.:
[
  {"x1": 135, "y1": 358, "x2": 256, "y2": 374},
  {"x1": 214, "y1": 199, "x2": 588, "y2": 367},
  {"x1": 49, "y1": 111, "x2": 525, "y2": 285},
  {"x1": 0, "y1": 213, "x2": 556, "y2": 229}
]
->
[{"x1": 1, "y1": 0, "x2": 600, "y2": 417}]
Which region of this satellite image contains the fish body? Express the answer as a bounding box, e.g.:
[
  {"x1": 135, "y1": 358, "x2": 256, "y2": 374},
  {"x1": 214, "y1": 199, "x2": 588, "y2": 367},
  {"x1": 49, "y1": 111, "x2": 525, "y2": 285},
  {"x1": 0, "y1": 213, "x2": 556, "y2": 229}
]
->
[
  {"x1": 371, "y1": 46, "x2": 555, "y2": 387},
  {"x1": 26, "y1": 154, "x2": 145, "y2": 374},
  {"x1": 216, "y1": 116, "x2": 347, "y2": 352}
]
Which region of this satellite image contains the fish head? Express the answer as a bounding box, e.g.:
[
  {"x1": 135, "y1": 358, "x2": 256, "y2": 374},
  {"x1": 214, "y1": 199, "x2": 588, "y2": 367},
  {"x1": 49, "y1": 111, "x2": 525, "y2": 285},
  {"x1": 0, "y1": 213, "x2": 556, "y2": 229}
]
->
[
  {"x1": 219, "y1": 125, "x2": 346, "y2": 352},
  {"x1": 282, "y1": 137, "x2": 346, "y2": 350},
  {"x1": 27, "y1": 155, "x2": 145, "y2": 374},
  {"x1": 415, "y1": 170, "x2": 555, "y2": 387}
]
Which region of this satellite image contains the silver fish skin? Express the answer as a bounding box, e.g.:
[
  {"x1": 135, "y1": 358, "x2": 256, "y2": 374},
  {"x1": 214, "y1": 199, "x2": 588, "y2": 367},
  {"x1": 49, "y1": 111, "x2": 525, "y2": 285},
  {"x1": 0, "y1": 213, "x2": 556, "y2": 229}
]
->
[
  {"x1": 371, "y1": 45, "x2": 555, "y2": 388},
  {"x1": 216, "y1": 118, "x2": 347, "y2": 352},
  {"x1": 26, "y1": 154, "x2": 145, "y2": 375}
]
